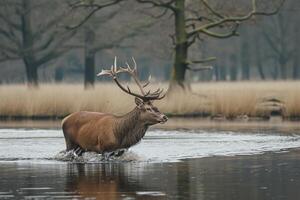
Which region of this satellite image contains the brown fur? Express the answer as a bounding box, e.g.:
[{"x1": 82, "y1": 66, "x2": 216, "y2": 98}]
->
[
  {"x1": 62, "y1": 101, "x2": 167, "y2": 153},
  {"x1": 62, "y1": 111, "x2": 118, "y2": 153}
]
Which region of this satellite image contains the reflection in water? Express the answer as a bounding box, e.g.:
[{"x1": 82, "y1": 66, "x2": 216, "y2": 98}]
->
[
  {"x1": 194, "y1": 152, "x2": 300, "y2": 200},
  {"x1": 64, "y1": 164, "x2": 161, "y2": 200},
  {"x1": 66, "y1": 164, "x2": 123, "y2": 200},
  {"x1": 1, "y1": 125, "x2": 300, "y2": 199},
  {"x1": 0, "y1": 150, "x2": 300, "y2": 199}
]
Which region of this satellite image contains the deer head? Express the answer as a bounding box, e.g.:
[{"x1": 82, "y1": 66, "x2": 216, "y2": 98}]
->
[
  {"x1": 97, "y1": 57, "x2": 168, "y2": 125},
  {"x1": 134, "y1": 97, "x2": 168, "y2": 125}
]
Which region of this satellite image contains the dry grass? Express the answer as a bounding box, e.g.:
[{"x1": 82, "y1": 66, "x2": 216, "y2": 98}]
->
[
  {"x1": 192, "y1": 81, "x2": 300, "y2": 118},
  {"x1": 0, "y1": 81, "x2": 299, "y2": 118}
]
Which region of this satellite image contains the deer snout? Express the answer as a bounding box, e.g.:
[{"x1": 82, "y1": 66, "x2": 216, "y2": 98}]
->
[{"x1": 159, "y1": 114, "x2": 168, "y2": 124}]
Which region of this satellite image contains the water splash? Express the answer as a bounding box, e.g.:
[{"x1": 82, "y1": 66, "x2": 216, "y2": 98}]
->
[
  {"x1": 1, "y1": 129, "x2": 300, "y2": 163},
  {"x1": 53, "y1": 150, "x2": 141, "y2": 163}
]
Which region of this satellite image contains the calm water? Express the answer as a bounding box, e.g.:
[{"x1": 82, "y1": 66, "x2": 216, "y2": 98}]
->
[{"x1": 0, "y1": 124, "x2": 300, "y2": 199}]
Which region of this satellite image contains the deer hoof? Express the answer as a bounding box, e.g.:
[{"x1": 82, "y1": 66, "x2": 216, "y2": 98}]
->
[
  {"x1": 115, "y1": 148, "x2": 127, "y2": 157},
  {"x1": 73, "y1": 147, "x2": 84, "y2": 157}
]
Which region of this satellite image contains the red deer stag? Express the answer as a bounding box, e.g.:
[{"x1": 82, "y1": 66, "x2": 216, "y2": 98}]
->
[{"x1": 62, "y1": 57, "x2": 167, "y2": 157}]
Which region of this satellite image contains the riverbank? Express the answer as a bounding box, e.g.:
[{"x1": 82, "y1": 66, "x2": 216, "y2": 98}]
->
[
  {"x1": 0, "y1": 81, "x2": 299, "y2": 119},
  {"x1": 1, "y1": 118, "x2": 300, "y2": 135}
]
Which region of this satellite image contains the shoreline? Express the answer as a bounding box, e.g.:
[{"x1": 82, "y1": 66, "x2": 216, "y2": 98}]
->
[
  {"x1": 1, "y1": 116, "x2": 299, "y2": 133},
  {"x1": 0, "y1": 112, "x2": 299, "y2": 121}
]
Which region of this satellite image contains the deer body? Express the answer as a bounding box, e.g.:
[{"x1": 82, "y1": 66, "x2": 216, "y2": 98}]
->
[
  {"x1": 62, "y1": 107, "x2": 153, "y2": 153},
  {"x1": 62, "y1": 57, "x2": 167, "y2": 154}
]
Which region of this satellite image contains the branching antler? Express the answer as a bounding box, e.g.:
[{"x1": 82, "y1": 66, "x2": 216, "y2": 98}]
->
[{"x1": 97, "y1": 57, "x2": 165, "y2": 101}]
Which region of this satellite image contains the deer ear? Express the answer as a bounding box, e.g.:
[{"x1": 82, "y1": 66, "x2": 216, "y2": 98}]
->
[{"x1": 135, "y1": 97, "x2": 144, "y2": 108}]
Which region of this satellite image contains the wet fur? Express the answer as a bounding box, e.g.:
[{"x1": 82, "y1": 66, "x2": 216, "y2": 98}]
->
[
  {"x1": 114, "y1": 108, "x2": 148, "y2": 148},
  {"x1": 62, "y1": 107, "x2": 148, "y2": 154}
]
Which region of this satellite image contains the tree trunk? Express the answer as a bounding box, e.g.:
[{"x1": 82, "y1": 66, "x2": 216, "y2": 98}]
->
[
  {"x1": 219, "y1": 65, "x2": 227, "y2": 81},
  {"x1": 256, "y1": 60, "x2": 265, "y2": 80},
  {"x1": 280, "y1": 65, "x2": 287, "y2": 80},
  {"x1": 84, "y1": 28, "x2": 96, "y2": 89},
  {"x1": 279, "y1": 57, "x2": 287, "y2": 80},
  {"x1": 272, "y1": 62, "x2": 279, "y2": 80},
  {"x1": 24, "y1": 60, "x2": 38, "y2": 87},
  {"x1": 229, "y1": 55, "x2": 237, "y2": 81},
  {"x1": 293, "y1": 56, "x2": 299, "y2": 79},
  {"x1": 55, "y1": 67, "x2": 64, "y2": 82},
  {"x1": 241, "y1": 63, "x2": 250, "y2": 80},
  {"x1": 84, "y1": 51, "x2": 96, "y2": 89},
  {"x1": 241, "y1": 41, "x2": 250, "y2": 80},
  {"x1": 214, "y1": 64, "x2": 220, "y2": 81},
  {"x1": 255, "y1": 37, "x2": 265, "y2": 80},
  {"x1": 169, "y1": 0, "x2": 189, "y2": 91},
  {"x1": 229, "y1": 67, "x2": 237, "y2": 81},
  {"x1": 293, "y1": 26, "x2": 300, "y2": 79},
  {"x1": 292, "y1": 41, "x2": 299, "y2": 79},
  {"x1": 21, "y1": 0, "x2": 39, "y2": 87}
]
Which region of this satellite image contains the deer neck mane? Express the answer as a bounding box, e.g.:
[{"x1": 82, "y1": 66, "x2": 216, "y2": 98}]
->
[{"x1": 114, "y1": 107, "x2": 148, "y2": 149}]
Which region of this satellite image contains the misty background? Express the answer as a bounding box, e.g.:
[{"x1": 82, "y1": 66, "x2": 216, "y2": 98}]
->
[{"x1": 0, "y1": 0, "x2": 299, "y2": 85}]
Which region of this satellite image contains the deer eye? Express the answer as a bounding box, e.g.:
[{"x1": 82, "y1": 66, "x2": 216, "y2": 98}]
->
[
  {"x1": 146, "y1": 108, "x2": 152, "y2": 111},
  {"x1": 153, "y1": 107, "x2": 159, "y2": 112}
]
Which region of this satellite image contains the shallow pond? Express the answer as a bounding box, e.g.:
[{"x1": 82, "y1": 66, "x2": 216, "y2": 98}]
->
[{"x1": 0, "y1": 122, "x2": 300, "y2": 199}]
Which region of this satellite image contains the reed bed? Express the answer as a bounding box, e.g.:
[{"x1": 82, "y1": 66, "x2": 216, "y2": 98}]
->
[
  {"x1": 0, "y1": 81, "x2": 299, "y2": 119},
  {"x1": 192, "y1": 81, "x2": 300, "y2": 118}
]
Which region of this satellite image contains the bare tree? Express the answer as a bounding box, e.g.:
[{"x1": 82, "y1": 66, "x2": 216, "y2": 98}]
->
[
  {"x1": 135, "y1": 0, "x2": 284, "y2": 90},
  {"x1": 83, "y1": 24, "x2": 152, "y2": 89},
  {"x1": 69, "y1": 0, "x2": 284, "y2": 90},
  {"x1": 68, "y1": 1, "x2": 155, "y2": 89},
  {"x1": 0, "y1": 0, "x2": 76, "y2": 87},
  {"x1": 229, "y1": 54, "x2": 238, "y2": 81},
  {"x1": 240, "y1": 28, "x2": 250, "y2": 80},
  {"x1": 259, "y1": 1, "x2": 298, "y2": 80},
  {"x1": 293, "y1": 26, "x2": 300, "y2": 79}
]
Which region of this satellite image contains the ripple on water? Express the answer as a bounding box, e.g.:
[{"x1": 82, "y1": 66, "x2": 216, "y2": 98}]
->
[{"x1": 0, "y1": 129, "x2": 300, "y2": 163}]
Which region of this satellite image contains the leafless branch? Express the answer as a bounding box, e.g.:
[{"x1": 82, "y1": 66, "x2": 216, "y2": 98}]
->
[
  {"x1": 261, "y1": 29, "x2": 280, "y2": 55},
  {"x1": 66, "y1": 0, "x2": 123, "y2": 29},
  {"x1": 0, "y1": 44, "x2": 18, "y2": 55},
  {"x1": 143, "y1": 7, "x2": 170, "y2": 18},
  {"x1": 0, "y1": 28, "x2": 20, "y2": 46},
  {"x1": 186, "y1": 16, "x2": 204, "y2": 22},
  {"x1": 187, "y1": 34, "x2": 197, "y2": 47},
  {"x1": 136, "y1": 0, "x2": 176, "y2": 12},
  {"x1": 33, "y1": 12, "x2": 71, "y2": 40},
  {"x1": 188, "y1": 0, "x2": 285, "y2": 38},
  {"x1": 200, "y1": 0, "x2": 224, "y2": 19},
  {"x1": 92, "y1": 19, "x2": 155, "y2": 53},
  {"x1": 198, "y1": 22, "x2": 240, "y2": 38},
  {"x1": 169, "y1": 34, "x2": 176, "y2": 45},
  {"x1": 186, "y1": 57, "x2": 217, "y2": 64},
  {"x1": 186, "y1": 65, "x2": 213, "y2": 71},
  {"x1": 0, "y1": 51, "x2": 19, "y2": 63}
]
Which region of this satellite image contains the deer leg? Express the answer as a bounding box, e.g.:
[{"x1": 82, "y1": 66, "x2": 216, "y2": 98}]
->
[
  {"x1": 114, "y1": 148, "x2": 127, "y2": 157},
  {"x1": 102, "y1": 151, "x2": 115, "y2": 160},
  {"x1": 103, "y1": 149, "x2": 127, "y2": 159},
  {"x1": 73, "y1": 146, "x2": 84, "y2": 157},
  {"x1": 64, "y1": 135, "x2": 77, "y2": 152}
]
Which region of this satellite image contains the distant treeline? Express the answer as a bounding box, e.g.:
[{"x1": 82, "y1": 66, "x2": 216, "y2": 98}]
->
[{"x1": 0, "y1": 0, "x2": 298, "y2": 88}]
